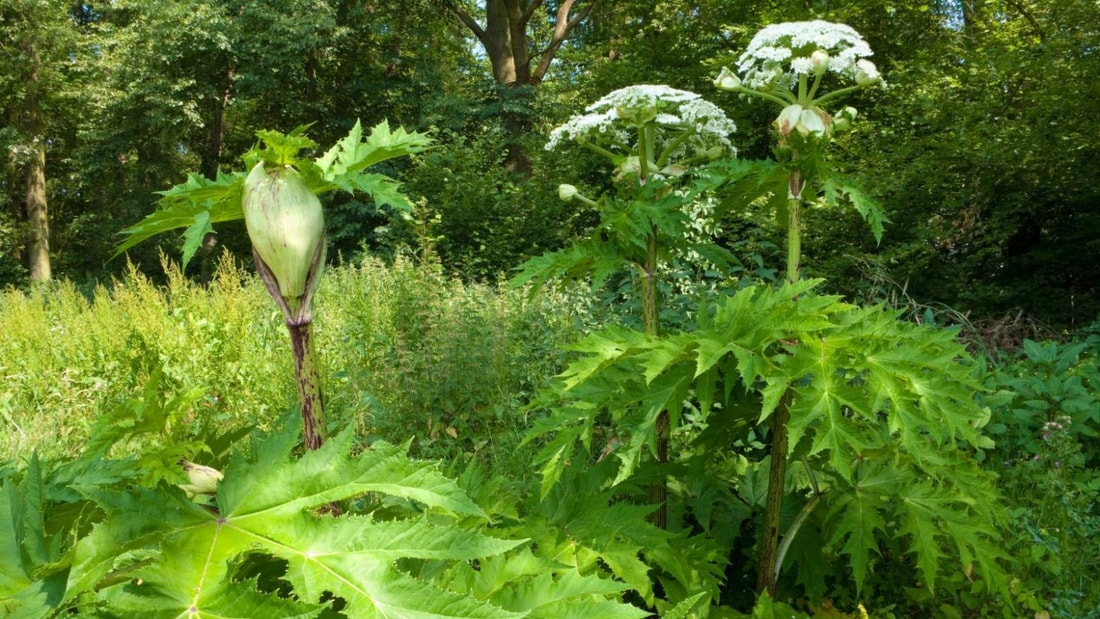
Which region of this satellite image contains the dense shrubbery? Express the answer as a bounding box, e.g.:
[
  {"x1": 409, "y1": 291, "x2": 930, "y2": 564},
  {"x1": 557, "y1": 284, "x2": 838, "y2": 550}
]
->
[
  {"x1": 0, "y1": 255, "x2": 581, "y2": 464},
  {"x1": 2, "y1": 253, "x2": 1099, "y2": 616}
]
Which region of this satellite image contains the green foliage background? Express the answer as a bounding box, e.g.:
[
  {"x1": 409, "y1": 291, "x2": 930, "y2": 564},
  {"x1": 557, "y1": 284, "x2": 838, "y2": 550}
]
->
[
  {"x1": 3, "y1": 0, "x2": 1100, "y2": 617},
  {"x1": 2, "y1": 0, "x2": 1097, "y2": 327}
]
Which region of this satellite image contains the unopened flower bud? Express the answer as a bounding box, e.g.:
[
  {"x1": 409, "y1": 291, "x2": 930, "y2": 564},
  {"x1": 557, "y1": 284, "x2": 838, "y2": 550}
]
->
[
  {"x1": 616, "y1": 104, "x2": 656, "y2": 125},
  {"x1": 775, "y1": 104, "x2": 803, "y2": 137},
  {"x1": 179, "y1": 460, "x2": 223, "y2": 498},
  {"x1": 703, "y1": 144, "x2": 726, "y2": 160},
  {"x1": 558, "y1": 184, "x2": 579, "y2": 202},
  {"x1": 854, "y1": 59, "x2": 881, "y2": 86},
  {"x1": 617, "y1": 156, "x2": 642, "y2": 178},
  {"x1": 832, "y1": 106, "x2": 858, "y2": 132},
  {"x1": 242, "y1": 162, "x2": 325, "y2": 308},
  {"x1": 798, "y1": 107, "x2": 829, "y2": 136},
  {"x1": 714, "y1": 67, "x2": 742, "y2": 92},
  {"x1": 810, "y1": 50, "x2": 830, "y2": 75},
  {"x1": 659, "y1": 164, "x2": 687, "y2": 178}
]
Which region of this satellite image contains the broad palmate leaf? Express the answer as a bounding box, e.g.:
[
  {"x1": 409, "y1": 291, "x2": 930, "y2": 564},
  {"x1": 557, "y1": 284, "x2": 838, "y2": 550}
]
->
[
  {"x1": 116, "y1": 120, "x2": 430, "y2": 271},
  {"x1": 67, "y1": 423, "x2": 525, "y2": 618}
]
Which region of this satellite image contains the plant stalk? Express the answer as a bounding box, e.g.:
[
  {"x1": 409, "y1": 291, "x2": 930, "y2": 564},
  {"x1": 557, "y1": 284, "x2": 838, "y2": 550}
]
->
[
  {"x1": 757, "y1": 168, "x2": 805, "y2": 595},
  {"x1": 785, "y1": 170, "x2": 804, "y2": 283},
  {"x1": 757, "y1": 391, "x2": 791, "y2": 595},
  {"x1": 252, "y1": 246, "x2": 327, "y2": 451},
  {"x1": 642, "y1": 225, "x2": 668, "y2": 529},
  {"x1": 287, "y1": 320, "x2": 325, "y2": 451}
]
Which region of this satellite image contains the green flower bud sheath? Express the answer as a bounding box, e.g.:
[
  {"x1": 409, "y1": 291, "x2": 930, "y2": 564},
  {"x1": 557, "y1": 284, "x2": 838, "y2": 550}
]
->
[
  {"x1": 243, "y1": 162, "x2": 325, "y2": 319},
  {"x1": 243, "y1": 161, "x2": 328, "y2": 450}
]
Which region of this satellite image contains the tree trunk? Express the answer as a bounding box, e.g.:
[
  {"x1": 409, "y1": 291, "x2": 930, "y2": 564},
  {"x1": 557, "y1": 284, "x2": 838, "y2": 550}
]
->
[
  {"x1": 483, "y1": 0, "x2": 523, "y2": 86},
  {"x1": 200, "y1": 67, "x2": 234, "y2": 181},
  {"x1": 23, "y1": 139, "x2": 50, "y2": 282},
  {"x1": 449, "y1": 0, "x2": 599, "y2": 175},
  {"x1": 7, "y1": 45, "x2": 51, "y2": 282}
]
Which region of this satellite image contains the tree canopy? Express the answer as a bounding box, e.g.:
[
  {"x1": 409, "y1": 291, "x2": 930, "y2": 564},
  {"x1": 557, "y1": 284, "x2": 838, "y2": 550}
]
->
[{"x1": 0, "y1": 0, "x2": 1096, "y2": 326}]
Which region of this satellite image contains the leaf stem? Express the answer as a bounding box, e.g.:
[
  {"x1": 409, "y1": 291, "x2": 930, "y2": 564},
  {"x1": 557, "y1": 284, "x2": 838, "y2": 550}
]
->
[
  {"x1": 813, "y1": 85, "x2": 862, "y2": 108},
  {"x1": 740, "y1": 86, "x2": 796, "y2": 107},
  {"x1": 774, "y1": 489, "x2": 826, "y2": 581},
  {"x1": 580, "y1": 140, "x2": 621, "y2": 161},
  {"x1": 656, "y1": 127, "x2": 697, "y2": 169}
]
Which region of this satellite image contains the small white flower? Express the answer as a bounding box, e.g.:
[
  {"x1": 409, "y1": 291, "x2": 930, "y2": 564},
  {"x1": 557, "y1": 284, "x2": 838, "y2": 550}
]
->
[
  {"x1": 558, "y1": 184, "x2": 579, "y2": 201},
  {"x1": 790, "y1": 57, "x2": 814, "y2": 75},
  {"x1": 736, "y1": 20, "x2": 879, "y2": 90}
]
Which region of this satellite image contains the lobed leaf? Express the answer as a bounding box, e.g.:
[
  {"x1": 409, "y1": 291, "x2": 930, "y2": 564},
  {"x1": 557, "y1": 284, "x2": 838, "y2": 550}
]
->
[{"x1": 66, "y1": 423, "x2": 524, "y2": 618}]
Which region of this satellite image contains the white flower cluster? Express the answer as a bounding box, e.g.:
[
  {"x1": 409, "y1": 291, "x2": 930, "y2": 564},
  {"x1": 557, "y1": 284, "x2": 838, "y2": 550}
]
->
[
  {"x1": 546, "y1": 85, "x2": 737, "y2": 159},
  {"x1": 735, "y1": 20, "x2": 877, "y2": 90}
]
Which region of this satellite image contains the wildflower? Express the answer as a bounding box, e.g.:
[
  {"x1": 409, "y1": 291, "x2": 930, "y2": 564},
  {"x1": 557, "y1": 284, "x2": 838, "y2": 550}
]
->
[
  {"x1": 546, "y1": 85, "x2": 737, "y2": 161},
  {"x1": 736, "y1": 20, "x2": 879, "y2": 90}
]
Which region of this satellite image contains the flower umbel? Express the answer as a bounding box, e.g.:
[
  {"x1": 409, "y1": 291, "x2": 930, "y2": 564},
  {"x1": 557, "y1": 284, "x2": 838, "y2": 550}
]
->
[
  {"x1": 546, "y1": 85, "x2": 737, "y2": 166},
  {"x1": 715, "y1": 21, "x2": 883, "y2": 144},
  {"x1": 735, "y1": 20, "x2": 878, "y2": 90}
]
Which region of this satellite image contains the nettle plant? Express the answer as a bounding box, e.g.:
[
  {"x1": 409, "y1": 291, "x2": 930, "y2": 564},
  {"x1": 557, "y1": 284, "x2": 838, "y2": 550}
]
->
[
  {"x1": 0, "y1": 123, "x2": 651, "y2": 617},
  {"x1": 521, "y1": 20, "x2": 1010, "y2": 614}
]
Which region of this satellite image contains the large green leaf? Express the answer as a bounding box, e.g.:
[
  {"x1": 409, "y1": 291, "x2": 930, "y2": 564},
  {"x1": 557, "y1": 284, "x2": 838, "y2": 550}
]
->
[
  {"x1": 315, "y1": 119, "x2": 432, "y2": 181},
  {"x1": 67, "y1": 423, "x2": 525, "y2": 618},
  {"x1": 0, "y1": 457, "x2": 69, "y2": 617}
]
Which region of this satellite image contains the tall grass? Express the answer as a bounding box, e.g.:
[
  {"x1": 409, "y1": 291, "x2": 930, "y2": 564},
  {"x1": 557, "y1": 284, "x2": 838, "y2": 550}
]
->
[{"x1": 0, "y1": 253, "x2": 584, "y2": 464}]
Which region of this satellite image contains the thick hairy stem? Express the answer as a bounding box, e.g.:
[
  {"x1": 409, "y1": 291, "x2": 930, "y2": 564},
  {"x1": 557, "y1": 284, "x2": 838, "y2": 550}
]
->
[
  {"x1": 785, "y1": 170, "x2": 804, "y2": 284},
  {"x1": 642, "y1": 227, "x2": 668, "y2": 529},
  {"x1": 642, "y1": 230, "x2": 659, "y2": 335},
  {"x1": 252, "y1": 245, "x2": 327, "y2": 450},
  {"x1": 758, "y1": 169, "x2": 806, "y2": 595},
  {"x1": 287, "y1": 321, "x2": 325, "y2": 451},
  {"x1": 757, "y1": 392, "x2": 791, "y2": 595}
]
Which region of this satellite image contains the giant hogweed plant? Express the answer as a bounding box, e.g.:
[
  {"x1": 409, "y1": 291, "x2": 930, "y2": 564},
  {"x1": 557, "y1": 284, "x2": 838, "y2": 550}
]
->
[
  {"x1": 515, "y1": 84, "x2": 741, "y2": 532},
  {"x1": 519, "y1": 21, "x2": 1010, "y2": 614},
  {"x1": 117, "y1": 121, "x2": 433, "y2": 449},
  {"x1": 0, "y1": 122, "x2": 652, "y2": 617}
]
